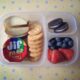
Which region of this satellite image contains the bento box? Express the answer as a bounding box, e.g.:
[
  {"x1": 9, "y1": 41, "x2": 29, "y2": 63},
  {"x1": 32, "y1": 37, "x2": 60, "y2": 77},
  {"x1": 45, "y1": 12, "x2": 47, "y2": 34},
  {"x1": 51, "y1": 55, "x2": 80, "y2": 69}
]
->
[{"x1": 0, "y1": 12, "x2": 79, "y2": 66}]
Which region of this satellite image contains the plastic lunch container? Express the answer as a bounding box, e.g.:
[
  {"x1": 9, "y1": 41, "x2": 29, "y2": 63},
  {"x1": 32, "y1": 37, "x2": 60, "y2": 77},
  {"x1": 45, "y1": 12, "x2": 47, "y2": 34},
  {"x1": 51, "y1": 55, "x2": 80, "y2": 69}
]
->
[{"x1": 0, "y1": 12, "x2": 79, "y2": 66}]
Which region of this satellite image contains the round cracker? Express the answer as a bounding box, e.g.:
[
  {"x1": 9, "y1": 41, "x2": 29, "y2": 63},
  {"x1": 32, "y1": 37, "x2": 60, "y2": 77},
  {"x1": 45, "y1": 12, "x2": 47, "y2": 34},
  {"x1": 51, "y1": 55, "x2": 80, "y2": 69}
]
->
[
  {"x1": 28, "y1": 32, "x2": 43, "y2": 41},
  {"x1": 30, "y1": 52, "x2": 41, "y2": 57},
  {"x1": 28, "y1": 23, "x2": 42, "y2": 36},
  {"x1": 28, "y1": 37, "x2": 43, "y2": 43},
  {"x1": 29, "y1": 56, "x2": 41, "y2": 62},
  {"x1": 28, "y1": 43, "x2": 43, "y2": 49},
  {"x1": 29, "y1": 47, "x2": 43, "y2": 53}
]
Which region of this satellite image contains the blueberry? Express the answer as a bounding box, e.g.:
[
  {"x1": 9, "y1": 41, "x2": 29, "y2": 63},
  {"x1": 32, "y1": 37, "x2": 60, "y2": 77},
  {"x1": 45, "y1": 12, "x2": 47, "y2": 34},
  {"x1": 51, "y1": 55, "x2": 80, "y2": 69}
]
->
[
  {"x1": 49, "y1": 38, "x2": 56, "y2": 44},
  {"x1": 48, "y1": 43, "x2": 57, "y2": 50},
  {"x1": 48, "y1": 38, "x2": 57, "y2": 49},
  {"x1": 67, "y1": 41, "x2": 73, "y2": 48},
  {"x1": 55, "y1": 37, "x2": 61, "y2": 42},
  {"x1": 51, "y1": 39, "x2": 56, "y2": 44},
  {"x1": 63, "y1": 37, "x2": 73, "y2": 48},
  {"x1": 64, "y1": 37, "x2": 70, "y2": 42},
  {"x1": 61, "y1": 42, "x2": 68, "y2": 48},
  {"x1": 48, "y1": 42, "x2": 53, "y2": 48},
  {"x1": 56, "y1": 41, "x2": 62, "y2": 48},
  {"x1": 48, "y1": 42, "x2": 52, "y2": 47}
]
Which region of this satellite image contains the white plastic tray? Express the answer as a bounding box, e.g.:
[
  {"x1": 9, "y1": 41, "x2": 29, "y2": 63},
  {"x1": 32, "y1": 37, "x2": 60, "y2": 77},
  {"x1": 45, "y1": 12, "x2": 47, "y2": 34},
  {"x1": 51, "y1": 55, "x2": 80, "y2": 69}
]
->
[{"x1": 0, "y1": 12, "x2": 78, "y2": 66}]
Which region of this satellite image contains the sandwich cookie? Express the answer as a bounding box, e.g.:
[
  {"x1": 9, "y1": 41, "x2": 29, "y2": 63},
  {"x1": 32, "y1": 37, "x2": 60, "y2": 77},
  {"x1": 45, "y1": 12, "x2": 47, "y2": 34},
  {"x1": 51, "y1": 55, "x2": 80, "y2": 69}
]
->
[
  {"x1": 54, "y1": 22, "x2": 69, "y2": 33},
  {"x1": 48, "y1": 18, "x2": 63, "y2": 29}
]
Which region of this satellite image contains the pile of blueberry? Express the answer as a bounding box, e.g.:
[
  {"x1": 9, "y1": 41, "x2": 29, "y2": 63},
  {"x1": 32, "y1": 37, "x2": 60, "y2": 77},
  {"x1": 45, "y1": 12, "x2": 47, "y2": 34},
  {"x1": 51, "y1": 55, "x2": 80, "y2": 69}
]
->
[{"x1": 48, "y1": 37, "x2": 74, "y2": 50}]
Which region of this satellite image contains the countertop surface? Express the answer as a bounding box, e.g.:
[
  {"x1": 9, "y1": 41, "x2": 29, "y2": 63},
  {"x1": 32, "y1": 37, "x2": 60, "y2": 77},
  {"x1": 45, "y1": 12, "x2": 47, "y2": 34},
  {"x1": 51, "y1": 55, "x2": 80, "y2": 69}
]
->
[{"x1": 0, "y1": 0, "x2": 80, "y2": 80}]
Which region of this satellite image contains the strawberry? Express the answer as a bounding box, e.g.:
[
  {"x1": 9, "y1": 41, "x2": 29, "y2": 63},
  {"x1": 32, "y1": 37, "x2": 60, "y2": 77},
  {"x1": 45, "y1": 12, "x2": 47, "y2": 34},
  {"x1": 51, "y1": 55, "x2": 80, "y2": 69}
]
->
[
  {"x1": 48, "y1": 49, "x2": 52, "y2": 61},
  {"x1": 59, "y1": 48, "x2": 74, "y2": 61},
  {"x1": 48, "y1": 49, "x2": 65, "y2": 64}
]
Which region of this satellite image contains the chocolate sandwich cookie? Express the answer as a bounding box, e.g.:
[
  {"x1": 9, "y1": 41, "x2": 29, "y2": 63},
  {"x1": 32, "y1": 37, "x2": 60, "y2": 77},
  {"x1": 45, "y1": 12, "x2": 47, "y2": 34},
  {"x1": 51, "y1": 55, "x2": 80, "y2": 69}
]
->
[
  {"x1": 48, "y1": 18, "x2": 63, "y2": 29},
  {"x1": 54, "y1": 22, "x2": 69, "y2": 33}
]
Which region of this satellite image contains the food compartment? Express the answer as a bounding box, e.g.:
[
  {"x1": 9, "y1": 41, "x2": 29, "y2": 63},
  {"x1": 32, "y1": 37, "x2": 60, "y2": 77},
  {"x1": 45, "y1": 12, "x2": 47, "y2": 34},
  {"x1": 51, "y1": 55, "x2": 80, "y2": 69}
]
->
[
  {"x1": 0, "y1": 12, "x2": 47, "y2": 66},
  {"x1": 45, "y1": 12, "x2": 77, "y2": 35},
  {"x1": 45, "y1": 34, "x2": 78, "y2": 66}
]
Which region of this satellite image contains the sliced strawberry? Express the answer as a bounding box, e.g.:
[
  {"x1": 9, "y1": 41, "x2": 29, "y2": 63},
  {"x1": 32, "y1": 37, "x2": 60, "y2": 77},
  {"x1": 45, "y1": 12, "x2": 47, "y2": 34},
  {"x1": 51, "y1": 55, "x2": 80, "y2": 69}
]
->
[
  {"x1": 48, "y1": 49, "x2": 65, "y2": 64},
  {"x1": 48, "y1": 49, "x2": 52, "y2": 61},
  {"x1": 59, "y1": 48, "x2": 74, "y2": 61}
]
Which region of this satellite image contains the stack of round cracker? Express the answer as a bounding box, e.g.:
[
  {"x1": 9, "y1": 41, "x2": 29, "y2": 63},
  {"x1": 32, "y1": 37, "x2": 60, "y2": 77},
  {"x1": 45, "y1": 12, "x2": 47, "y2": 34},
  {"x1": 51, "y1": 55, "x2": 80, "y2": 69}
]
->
[{"x1": 28, "y1": 22, "x2": 43, "y2": 61}]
